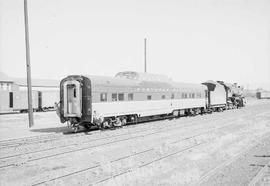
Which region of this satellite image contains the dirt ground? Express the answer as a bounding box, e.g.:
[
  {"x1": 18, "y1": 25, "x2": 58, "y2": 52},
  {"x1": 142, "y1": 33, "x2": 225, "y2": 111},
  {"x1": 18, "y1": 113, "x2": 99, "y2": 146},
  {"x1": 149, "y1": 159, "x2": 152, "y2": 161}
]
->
[
  {"x1": 0, "y1": 111, "x2": 69, "y2": 141},
  {"x1": 0, "y1": 98, "x2": 270, "y2": 186}
]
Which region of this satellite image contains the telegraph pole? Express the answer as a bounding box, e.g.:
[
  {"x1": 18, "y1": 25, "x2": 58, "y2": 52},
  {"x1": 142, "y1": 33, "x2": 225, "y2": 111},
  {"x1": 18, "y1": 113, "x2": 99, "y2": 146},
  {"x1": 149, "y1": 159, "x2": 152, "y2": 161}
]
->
[
  {"x1": 144, "y1": 38, "x2": 147, "y2": 73},
  {"x1": 24, "y1": 0, "x2": 34, "y2": 127}
]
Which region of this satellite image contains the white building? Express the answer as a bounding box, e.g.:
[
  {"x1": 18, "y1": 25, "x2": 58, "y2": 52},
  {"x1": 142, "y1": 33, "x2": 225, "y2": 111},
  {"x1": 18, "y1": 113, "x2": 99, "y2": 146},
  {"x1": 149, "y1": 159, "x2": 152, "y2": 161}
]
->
[{"x1": 0, "y1": 72, "x2": 59, "y2": 113}]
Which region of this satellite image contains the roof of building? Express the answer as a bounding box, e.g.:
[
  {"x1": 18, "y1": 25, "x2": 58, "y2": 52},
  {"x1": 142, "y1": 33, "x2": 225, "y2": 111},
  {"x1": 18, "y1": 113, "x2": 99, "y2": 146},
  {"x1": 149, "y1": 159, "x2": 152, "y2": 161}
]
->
[
  {"x1": 0, "y1": 72, "x2": 13, "y2": 82},
  {"x1": 0, "y1": 71, "x2": 59, "y2": 87},
  {"x1": 14, "y1": 78, "x2": 59, "y2": 87}
]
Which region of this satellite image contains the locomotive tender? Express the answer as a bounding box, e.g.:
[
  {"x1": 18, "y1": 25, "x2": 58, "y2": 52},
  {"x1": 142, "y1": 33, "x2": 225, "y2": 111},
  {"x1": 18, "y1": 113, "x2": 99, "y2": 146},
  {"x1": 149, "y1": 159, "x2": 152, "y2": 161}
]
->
[{"x1": 58, "y1": 71, "x2": 244, "y2": 130}]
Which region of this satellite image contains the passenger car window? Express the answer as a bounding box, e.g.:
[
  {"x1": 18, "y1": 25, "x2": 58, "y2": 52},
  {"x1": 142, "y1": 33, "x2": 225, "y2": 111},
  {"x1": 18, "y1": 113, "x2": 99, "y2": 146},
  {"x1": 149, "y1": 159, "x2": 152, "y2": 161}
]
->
[
  {"x1": 182, "y1": 93, "x2": 188, "y2": 99},
  {"x1": 147, "y1": 95, "x2": 152, "y2": 100},
  {"x1": 118, "y1": 93, "x2": 124, "y2": 101},
  {"x1": 162, "y1": 95, "x2": 165, "y2": 99},
  {"x1": 74, "y1": 88, "x2": 76, "y2": 98},
  {"x1": 112, "y1": 93, "x2": 117, "y2": 101},
  {"x1": 128, "y1": 93, "x2": 133, "y2": 101},
  {"x1": 100, "y1": 93, "x2": 107, "y2": 102},
  {"x1": 171, "y1": 93, "x2": 174, "y2": 99}
]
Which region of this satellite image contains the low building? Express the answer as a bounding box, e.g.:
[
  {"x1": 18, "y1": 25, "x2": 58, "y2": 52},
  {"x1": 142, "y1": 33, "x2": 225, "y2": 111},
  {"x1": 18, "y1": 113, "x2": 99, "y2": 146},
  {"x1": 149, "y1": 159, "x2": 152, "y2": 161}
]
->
[
  {"x1": 0, "y1": 72, "x2": 60, "y2": 113},
  {"x1": 0, "y1": 72, "x2": 19, "y2": 91}
]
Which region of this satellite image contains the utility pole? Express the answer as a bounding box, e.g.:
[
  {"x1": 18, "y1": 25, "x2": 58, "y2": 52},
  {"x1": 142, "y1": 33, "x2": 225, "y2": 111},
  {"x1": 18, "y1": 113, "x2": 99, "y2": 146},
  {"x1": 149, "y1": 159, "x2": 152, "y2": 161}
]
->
[
  {"x1": 144, "y1": 38, "x2": 147, "y2": 73},
  {"x1": 24, "y1": 0, "x2": 34, "y2": 127}
]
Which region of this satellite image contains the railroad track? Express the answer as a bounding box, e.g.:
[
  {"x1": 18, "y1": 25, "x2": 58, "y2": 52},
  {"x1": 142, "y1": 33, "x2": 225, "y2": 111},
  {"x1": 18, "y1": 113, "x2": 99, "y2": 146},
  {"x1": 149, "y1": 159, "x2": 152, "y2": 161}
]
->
[
  {"x1": 0, "y1": 107, "x2": 246, "y2": 149},
  {"x1": 0, "y1": 108, "x2": 259, "y2": 172},
  {"x1": 0, "y1": 107, "x2": 251, "y2": 153},
  {"x1": 94, "y1": 125, "x2": 270, "y2": 186},
  {"x1": 193, "y1": 131, "x2": 270, "y2": 186},
  {"x1": 0, "y1": 114, "x2": 200, "y2": 149},
  {"x1": 1, "y1": 105, "x2": 260, "y2": 152},
  {"x1": 0, "y1": 108, "x2": 264, "y2": 168},
  {"x1": 91, "y1": 143, "x2": 206, "y2": 186},
  {"x1": 0, "y1": 115, "x2": 237, "y2": 169},
  {"x1": 248, "y1": 159, "x2": 270, "y2": 186},
  {"x1": 32, "y1": 125, "x2": 220, "y2": 186},
  {"x1": 1, "y1": 106, "x2": 268, "y2": 185},
  {"x1": 0, "y1": 112, "x2": 234, "y2": 161},
  {"x1": 35, "y1": 118, "x2": 242, "y2": 186},
  {"x1": 0, "y1": 130, "x2": 94, "y2": 149},
  {"x1": 0, "y1": 133, "x2": 62, "y2": 147}
]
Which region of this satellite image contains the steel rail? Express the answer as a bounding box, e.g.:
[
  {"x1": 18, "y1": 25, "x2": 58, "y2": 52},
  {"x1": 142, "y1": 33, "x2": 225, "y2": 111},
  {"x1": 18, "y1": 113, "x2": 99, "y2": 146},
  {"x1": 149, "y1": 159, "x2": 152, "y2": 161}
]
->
[
  {"x1": 31, "y1": 121, "x2": 240, "y2": 186},
  {"x1": 0, "y1": 113, "x2": 232, "y2": 161}
]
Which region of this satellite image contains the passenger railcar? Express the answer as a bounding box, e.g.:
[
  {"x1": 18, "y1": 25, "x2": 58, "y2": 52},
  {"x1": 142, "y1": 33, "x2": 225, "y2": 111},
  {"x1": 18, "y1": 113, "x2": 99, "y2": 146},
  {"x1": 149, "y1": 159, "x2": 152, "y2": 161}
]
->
[
  {"x1": 58, "y1": 71, "x2": 246, "y2": 131},
  {"x1": 257, "y1": 91, "x2": 270, "y2": 99},
  {"x1": 59, "y1": 72, "x2": 207, "y2": 130}
]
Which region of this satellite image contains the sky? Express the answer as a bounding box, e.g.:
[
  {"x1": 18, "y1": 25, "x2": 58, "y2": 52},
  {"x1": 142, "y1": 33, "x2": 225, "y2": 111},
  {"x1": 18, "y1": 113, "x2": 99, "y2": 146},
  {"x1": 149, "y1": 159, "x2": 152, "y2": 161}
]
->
[{"x1": 0, "y1": 0, "x2": 269, "y2": 90}]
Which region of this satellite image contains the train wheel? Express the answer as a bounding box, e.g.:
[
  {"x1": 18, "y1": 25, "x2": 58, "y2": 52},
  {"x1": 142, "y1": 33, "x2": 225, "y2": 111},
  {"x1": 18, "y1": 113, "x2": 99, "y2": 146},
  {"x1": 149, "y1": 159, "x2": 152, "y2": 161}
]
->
[
  {"x1": 114, "y1": 117, "x2": 122, "y2": 127},
  {"x1": 130, "y1": 115, "x2": 137, "y2": 124},
  {"x1": 71, "y1": 124, "x2": 80, "y2": 133},
  {"x1": 73, "y1": 126, "x2": 80, "y2": 133},
  {"x1": 102, "y1": 121, "x2": 110, "y2": 129},
  {"x1": 67, "y1": 120, "x2": 71, "y2": 128},
  {"x1": 121, "y1": 118, "x2": 127, "y2": 126}
]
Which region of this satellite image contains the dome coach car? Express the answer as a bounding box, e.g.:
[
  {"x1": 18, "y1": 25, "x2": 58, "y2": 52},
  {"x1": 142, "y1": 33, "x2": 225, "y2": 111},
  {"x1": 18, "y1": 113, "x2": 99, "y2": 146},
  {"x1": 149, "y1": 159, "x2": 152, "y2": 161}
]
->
[{"x1": 58, "y1": 71, "x2": 208, "y2": 131}]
